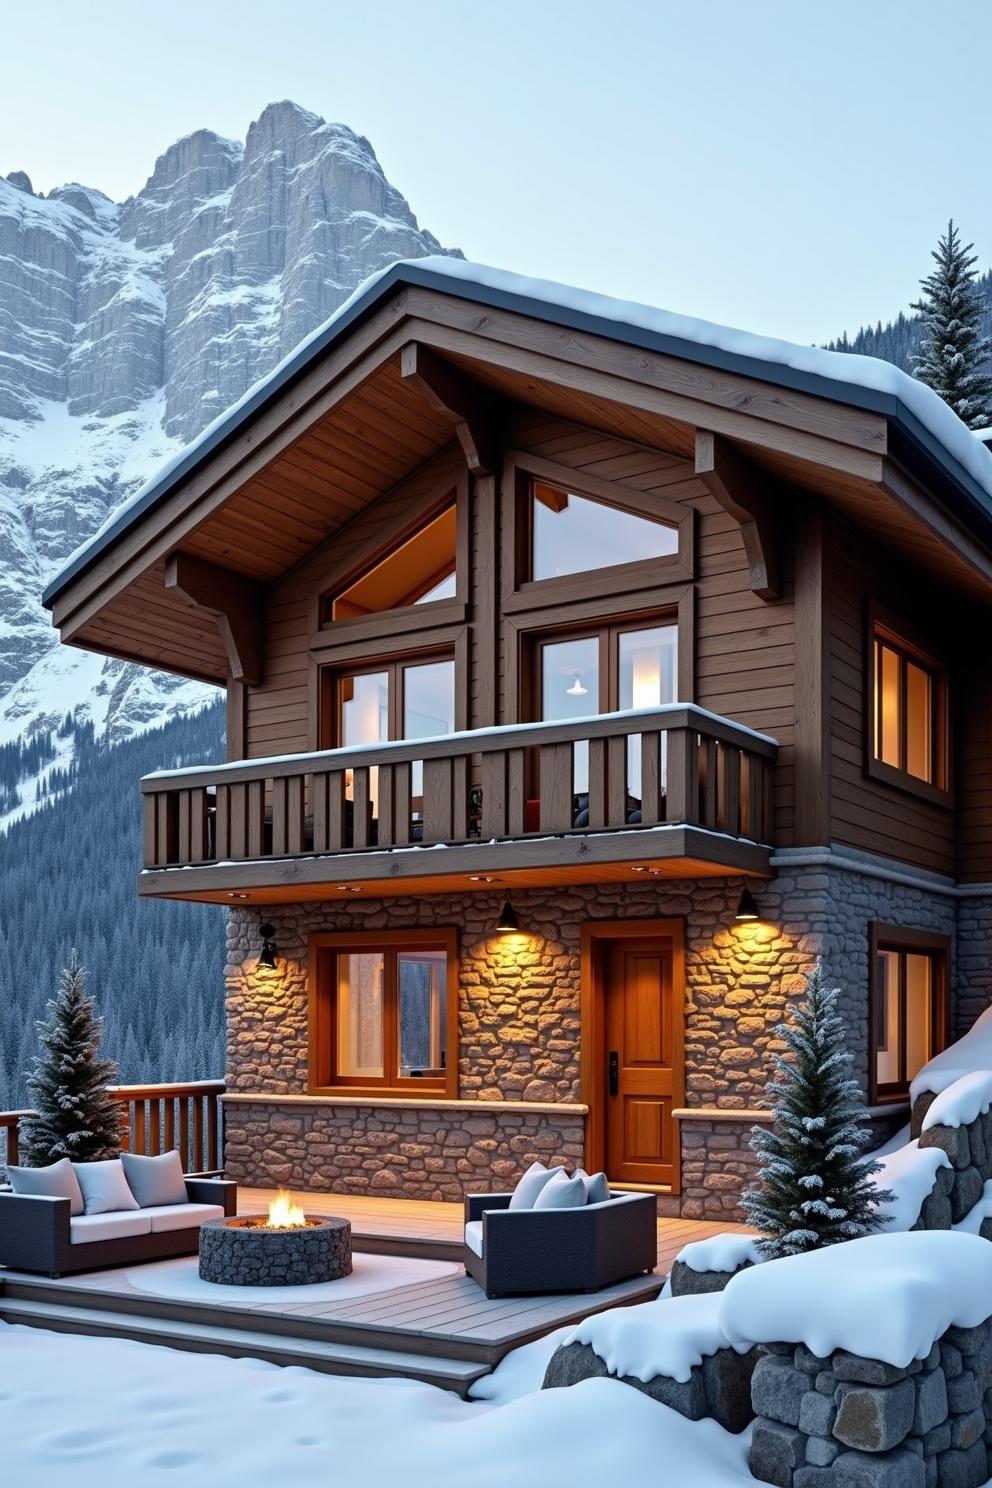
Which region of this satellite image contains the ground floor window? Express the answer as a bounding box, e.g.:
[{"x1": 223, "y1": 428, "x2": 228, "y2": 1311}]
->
[
  {"x1": 869, "y1": 924, "x2": 949, "y2": 1102},
  {"x1": 309, "y1": 929, "x2": 458, "y2": 1097}
]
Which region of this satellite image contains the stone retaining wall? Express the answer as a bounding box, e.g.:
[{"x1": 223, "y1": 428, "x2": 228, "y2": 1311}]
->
[
  {"x1": 750, "y1": 1320, "x2": 992, "y2": 1488},
  {"x1": 911, "y1": 1096, "x2": 992, "y2": 1234}
]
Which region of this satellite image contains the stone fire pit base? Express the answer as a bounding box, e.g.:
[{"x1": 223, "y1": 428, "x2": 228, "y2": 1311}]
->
[{"x1": 198, "y1": 1216, "x2": 352, "y2": 1287}]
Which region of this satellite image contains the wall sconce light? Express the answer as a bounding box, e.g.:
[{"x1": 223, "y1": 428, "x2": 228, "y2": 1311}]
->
[
  {"x1": 734, "y1": 881, "x2": 761, "y2": 922},
  {"x1": 495, "y1": 899, "x2": 519, "y2": 934},
  {"x1": 258, "y1": 921, "x2": 279, "y2": 968},
  {"x1": 565, "y1": 670, "x2": 588, "y2": 698}
]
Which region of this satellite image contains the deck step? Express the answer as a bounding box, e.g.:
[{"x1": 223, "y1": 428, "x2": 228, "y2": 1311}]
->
[{"x1": 0, "y1": 1295, "x2": 489, "y2": 1396}]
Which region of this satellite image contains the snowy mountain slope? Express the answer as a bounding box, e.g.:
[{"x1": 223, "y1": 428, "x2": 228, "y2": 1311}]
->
[{"x1": 0, "y1": 101, "x2": 460, "y2": 826}]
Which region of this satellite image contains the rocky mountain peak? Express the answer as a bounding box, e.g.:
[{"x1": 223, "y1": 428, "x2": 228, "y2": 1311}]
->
[{"x1": 0, "y1": 102, "x2": 460, "y2": 827}]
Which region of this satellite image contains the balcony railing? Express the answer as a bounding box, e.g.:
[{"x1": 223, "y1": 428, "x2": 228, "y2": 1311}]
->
[
  {"x1": 1, "y1": 1082, "x2": 225, "y2": 1176},
  {"x1": 140, "y1": 705, "x2": 778, "y2": 872}
]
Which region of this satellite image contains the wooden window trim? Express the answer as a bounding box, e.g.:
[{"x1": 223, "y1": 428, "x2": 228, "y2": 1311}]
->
[
  {"x1": 865, "y1": 600, "x2": 951, "y2": 807},
  {"x1": 309, "y1": 928, "x2": 459, "y2": 1098},
  {"x1": 309, "y1": 627, "x2": 469, "y2": 750},
  {"x1": 868, "y1": 922, "x2": 950, "y2": 1105},
  {"x1": 528, "y1": 615, "x2": 680, "y2": 721},
  {"x1": 501, "y1": 449, "x2": 694, "y2": 613},
  {"x1": 318, "y1": 642, "x2": 462, "y2": 752}
]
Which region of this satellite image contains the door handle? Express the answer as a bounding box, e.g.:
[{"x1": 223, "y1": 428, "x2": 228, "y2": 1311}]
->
[{"x1": 608, "y1": 1050, "x2": 619, "y2": 1097}]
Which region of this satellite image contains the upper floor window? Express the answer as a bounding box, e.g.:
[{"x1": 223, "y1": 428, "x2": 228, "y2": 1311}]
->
[
  {"x1": 528, "y1": 479, "x2": 679, "y2": 583},
  {"x1": 870, "y1": 612, "x2": 948, "y2": 799},
  {"x1": 870, "y1": 925, "x2": 948, "y2": 1102},
  {"x1": 324, "y1": 502, "x2": 456, "y2": 623}
]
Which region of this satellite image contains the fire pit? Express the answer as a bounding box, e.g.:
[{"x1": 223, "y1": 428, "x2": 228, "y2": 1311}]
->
[{"x1": 198, "y1": 1192, "x2": 352, "y2": 1287}]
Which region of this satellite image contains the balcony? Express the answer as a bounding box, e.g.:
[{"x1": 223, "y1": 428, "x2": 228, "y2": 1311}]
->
[{"x1": 139, "y1": 705, "x2": 778, "y2": 902}]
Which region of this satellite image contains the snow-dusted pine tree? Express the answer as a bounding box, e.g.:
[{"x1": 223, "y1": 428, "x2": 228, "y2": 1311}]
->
[
  {"x1": 911, "y1": 219, "x2": 992, "y2": 428},
  {"x1": 19, "y1": 951, "x2": 122, "y2": 1166},
  {"x1": 743, "y1": 964, "x2": 893, "y2": 1259}
]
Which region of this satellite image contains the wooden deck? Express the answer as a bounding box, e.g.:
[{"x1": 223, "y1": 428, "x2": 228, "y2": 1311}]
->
[{"x1": 0, "y1": 1192, "x2": 751, "y2": 1396}]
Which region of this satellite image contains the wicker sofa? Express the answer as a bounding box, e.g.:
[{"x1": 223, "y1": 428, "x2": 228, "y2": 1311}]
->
[
  {"x1": 0, "y1": 1175, "x2": 237, "y2": 1277},
  {"x1": 463, "y1": 1188, "x2": 657, "y2": 1298}
]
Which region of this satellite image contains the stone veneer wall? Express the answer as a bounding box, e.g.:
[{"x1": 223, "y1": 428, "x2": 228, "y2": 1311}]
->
[{"x1": 221, "y1": 852, "x2": 981, "y2": 1211}]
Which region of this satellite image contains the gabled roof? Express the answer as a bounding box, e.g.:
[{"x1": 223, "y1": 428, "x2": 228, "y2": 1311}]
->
[{"x1": 43, "y1": 257, "x2": 992, "y2": 611}]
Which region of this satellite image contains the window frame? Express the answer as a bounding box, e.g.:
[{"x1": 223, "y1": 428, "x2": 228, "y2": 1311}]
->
[
  {"x1": 318, "y1": 644, "x2": 462, "y2": 752},
  {"x1": 529, "y1": 615, "x2": 680, "y2": 721},
  {"x1": 866, "y1": 602, "x2": 950, "y2": 807},
  {"x1": 868, "y1": 922, "x2": 950, "y2": 1104},
  {"x1": 309, "y1": 928, "x2": 459, "y2": 1098}
]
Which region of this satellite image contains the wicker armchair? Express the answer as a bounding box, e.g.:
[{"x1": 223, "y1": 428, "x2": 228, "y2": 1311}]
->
[{"x1": 463, "y1": 1188, "x2": 657, "y2": 1298}]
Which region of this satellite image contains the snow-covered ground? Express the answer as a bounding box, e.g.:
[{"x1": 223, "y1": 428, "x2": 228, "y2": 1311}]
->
[{"x1": 0, "y1": 1323, "x2": 753, "y2": 1488}]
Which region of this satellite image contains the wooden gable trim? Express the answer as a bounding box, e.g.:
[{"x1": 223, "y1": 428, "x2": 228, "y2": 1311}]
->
[
  {"x1": 694, "y1": 430, "x2": 780, "y2": 601},
  {"x1": 400, "y1": 341, "x2": 497, "y2": 476},
  {"x1": 165, "y1": 552, "x2": 264, "y2": 685}
]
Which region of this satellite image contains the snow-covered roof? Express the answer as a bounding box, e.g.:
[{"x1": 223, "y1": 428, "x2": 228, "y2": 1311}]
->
[{"x1": 43, "y1": 256, "x2": 992, "y2": 609}]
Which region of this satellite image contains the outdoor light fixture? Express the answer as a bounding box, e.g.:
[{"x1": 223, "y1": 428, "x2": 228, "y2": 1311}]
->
[
  {"x1": 565, "y1": 670, "x2": 588, "y2": 697},
  {"x1": 495, "y1": 899, "x2": 519, "y2": 934},
  {"x1": 735, "y1": 882, "x2": 761, "y2": 922},
  {"x1": 258, "y1": 922, "x2": 279, "y2": 968}
]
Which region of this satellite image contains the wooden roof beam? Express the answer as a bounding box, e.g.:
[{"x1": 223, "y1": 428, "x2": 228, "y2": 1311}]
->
[
  {"x1": 695, "y1": 430, "x2": 781, "y2": 601},
  {"x1": 165, "y1": 553, "x2": 263, "y2": 685},
  {"x1": 400, "y1": 341, "x2": 496, "y2": 476}
]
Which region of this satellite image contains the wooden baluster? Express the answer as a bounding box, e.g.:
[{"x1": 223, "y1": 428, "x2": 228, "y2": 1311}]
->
[
  {"x1": 149, "y1": 1098, "x2": 161, "y2": 1155},
  {"x1": 190, "y1": 788, "x2": 208, "y2": 863},
  {"x1": 377, "y1": 763, "x2": 396, "y2": 848},
  {"x1": 327, "y1": 772, "x2": 346, "y2": 850},
  {"x1": 245, "y1": 780, "x2": 264, "y2": 858},
  {"x1": 179, "y1": 1097, "x2": 191, "y2": 1171},
  {"x1": 392, "y1": 761, "x2": 411, "y2": 846},
  {"x1": 143, "y1": 795, "x2": 158, "y2": 867},
  {"x1": 540, "y1": 742, "x2": 574, "y2": 832},
  {"x1": 8, "y1": 1120, "x2": 19, "y2": 1168},
  {"x1": 422, "y1": 758, "x2": 454, "y2": 842},
  {"x1": 607, "y1": 737, "x2": 627, "y2": 826},
  {"x1": 452, "y1": 757, "x2": 469, "y2": 840},
  {"x1": 640, "y1": 732, "x2": 661, "y2": 826},
  {"x1": 700, "y1": 737, "x2": 719, "y2": 829},
  {"x1": 286, "y1": 775, "x2": 305, "y2": 853},
  {"x1": 134, "y1": 1100, "x2": 146, "y2": 1157},
  {"x1": 207, "y1": 1093, "x2": 220, "y2": 1171},
  {"x1": 193, "y1": 1098, "x2": 205, "y2": 1173},
  {"x1": 352, "y1": 769, "x2": 371, "y2": 848},
  {"x1": 720, "y1": 745, "x2": 741, "y2": 836},
  {"x1": 178, "y1": 791, "x2": 192, "y2": 864},
  {"x1": 270, "y1": 778, "x2": 288, "y2": 855},
  {"x1": 667, "y1": 728, "x2": 699, "y2": 824},
  {"x1": 507, "y1": 749, "x2": 525, "y2": 835},
  {"x1": 164, "y1": 1097, "x2": 176, "y2": 1154},
  {"x1": 587, "y1": 739, "x2": 607, "y2": 828},
  {"x1": 229, "y1": 782, "x2": 248, "y2": 858},
  {"x1": 215, "y1": 785, "x2": 231, "y2": 861},
  {"x1": 481, "y1": 753, "x2": 508, "y2": 837},
  {"x1": 156, "y1": 794, "x2": 178, "y2": 865},
  {"x1": 312, "y1": 772, "x2": 329, "y2": 852}
]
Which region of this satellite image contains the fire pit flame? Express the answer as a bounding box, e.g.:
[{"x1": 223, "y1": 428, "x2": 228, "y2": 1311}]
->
[{"x1": 265, "y1": 1189, "x2": 307, "y2": 1229}]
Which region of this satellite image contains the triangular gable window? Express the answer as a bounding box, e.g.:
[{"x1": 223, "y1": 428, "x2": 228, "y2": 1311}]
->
[{"x1": 326, "y1": 503, "x2": 457, "y2": 622}]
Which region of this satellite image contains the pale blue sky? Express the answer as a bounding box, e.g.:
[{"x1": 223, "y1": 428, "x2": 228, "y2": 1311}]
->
[{"x1": 4, "y1": 1, "x2": 991, "y2": 344}]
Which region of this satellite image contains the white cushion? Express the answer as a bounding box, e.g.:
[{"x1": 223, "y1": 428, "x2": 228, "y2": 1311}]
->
[
  {"x1": 508, "y1": 1161, "x2": 563, "y2": 1210},
  {"x1": 121, "y1": 1150, "x2": 188, "y2": 1208},
  {"x1": 73, "y1": 1159, "x2": 140, "y2": 1216},
  {"x1": 464, "y1": 1220, "x2": 484, "y2": 1257},
  {"x1": 575, "y1": 1168, "x2": 611, "y2": 1205},
  {"x1": 8, "y1": 1157, "x2": 85, "y2": 1217},
  {"x1": 533, "y1": 1172, "x2": 587, "y2": 1210},
  {"x1": 69, "y1": 1211, "x2": 152, "y2": 1245},
  {"x1": 147, "y1": 1202, "x2": 224, "y2": 1234}
]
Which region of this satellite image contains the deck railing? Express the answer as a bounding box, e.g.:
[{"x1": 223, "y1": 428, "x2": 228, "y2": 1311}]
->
[
  {"x1": 140, "y1": 704, "x2": 778, "y2": 871},
  {"x1": 0, "y1": 1081, "x2": 225, "y2": 1176}
]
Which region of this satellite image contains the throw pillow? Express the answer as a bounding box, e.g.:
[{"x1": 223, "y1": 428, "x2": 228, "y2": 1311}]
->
[
  {"x1": 8, "y1": 1157, "x2": 85, "y2": 1217},
  {"x1": 508, "y1": 1160, "x2": 563, "y2": 1210},
  {"x1": 121, "y1": 1150, "x2": 188, "y2": 1208},
  {"x1": 73, "y1": 1158, "x2": 141, "y2": 1215},
  {"x1": 532, "y1": 1172, "x2": 587, "y2": 1210},
  {"x1": 575, "y1": 1168, "x2": 611, "y2": 1205}
]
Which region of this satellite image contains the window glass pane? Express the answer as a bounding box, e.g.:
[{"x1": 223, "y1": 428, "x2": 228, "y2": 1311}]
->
[
  {"x1": 404, "y1": 659, "x2": 455, "y2": 797},
  {"x1": 905, "y1": 953, "x2": 933, "y2": 1078},
  {"x1": 340, "y1": 671, "x2": 388, "y2": 815},
  {"x1": 531, "y1": 482, "x2": 678, "y2": 582},
  {"x1": 336, "y1": 952, "x2": 384, "y2": 1078},
  {"x1": 905, "y1": 662, "x2": 933, "y2": 783},
  {"x1": 398, "y1": 952, "x2": 447, "y2": 1077},
  {"x1": 876, "y1": 642, "x2": 901, "y2": 768},
  {"x1": 875, "y1": 949, "x2": 901, "y2": 1089},
  {"x1": 331, "y1": 505, "x2": 456, "y2": 619},
  {"x1": 540, "y1": 635, "x2": 600, "y2": 793}
]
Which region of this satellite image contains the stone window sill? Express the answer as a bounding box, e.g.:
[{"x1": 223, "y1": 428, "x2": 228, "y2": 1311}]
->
[{"x1": 221, "y1": 1092, "x2": 589, "y2": 1116}]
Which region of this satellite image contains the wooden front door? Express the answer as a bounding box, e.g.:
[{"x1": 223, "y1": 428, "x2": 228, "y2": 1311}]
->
[{"x1": 603, "y1": 937, "x2": 681, "y2": 1186}]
